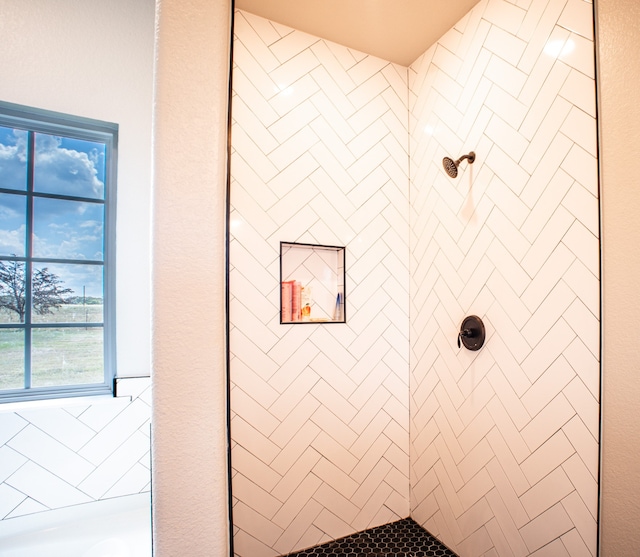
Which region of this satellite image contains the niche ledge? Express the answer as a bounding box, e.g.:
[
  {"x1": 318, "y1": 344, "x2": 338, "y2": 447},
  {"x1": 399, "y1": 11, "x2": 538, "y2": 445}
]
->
[{"x1": 280, "y1": 242, "x2": 345, "y2": 324}]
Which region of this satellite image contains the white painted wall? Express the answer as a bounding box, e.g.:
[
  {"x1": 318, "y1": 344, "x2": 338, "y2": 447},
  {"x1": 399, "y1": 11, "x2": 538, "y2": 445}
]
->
[
  {"x1": 0, "y1": 0, "x2": 155, "y2": 377},
  {"x1": 0, "y1": 0, "x2": 155, "y2": 526}
]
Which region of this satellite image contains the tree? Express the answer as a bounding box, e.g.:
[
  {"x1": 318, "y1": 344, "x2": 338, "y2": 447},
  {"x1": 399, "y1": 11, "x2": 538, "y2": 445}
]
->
[{"x1": 0, "y1": 260, "x2": 73, "y2": 322}]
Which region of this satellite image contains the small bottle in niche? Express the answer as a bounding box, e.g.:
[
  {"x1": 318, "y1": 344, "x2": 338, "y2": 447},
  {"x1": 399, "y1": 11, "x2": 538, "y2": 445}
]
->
[{"x1": 301, "y1": 285, "x2": 312, "y2": 321}]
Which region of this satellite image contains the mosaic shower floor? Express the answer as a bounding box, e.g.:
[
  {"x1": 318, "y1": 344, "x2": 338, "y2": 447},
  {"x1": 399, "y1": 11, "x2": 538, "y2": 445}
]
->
[{"x1": 282, "y1": 517, "x2": 458, "y2": 557}]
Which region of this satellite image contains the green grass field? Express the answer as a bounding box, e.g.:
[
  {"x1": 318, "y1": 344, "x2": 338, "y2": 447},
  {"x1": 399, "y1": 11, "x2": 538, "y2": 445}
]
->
[{"x1": 0, "y1": 304, "x2": 104, "y2": 390}]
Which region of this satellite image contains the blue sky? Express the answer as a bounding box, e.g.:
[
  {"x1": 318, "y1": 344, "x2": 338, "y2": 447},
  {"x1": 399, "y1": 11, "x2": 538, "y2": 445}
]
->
[{"x1": 0, "y1": 127, "x2": 106, "y2": 300}]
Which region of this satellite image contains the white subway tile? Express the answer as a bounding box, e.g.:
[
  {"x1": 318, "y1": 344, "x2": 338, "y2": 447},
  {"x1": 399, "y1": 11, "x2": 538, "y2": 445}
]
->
[
  {"x1": 486, "y1": 83, "x2": 528, "y2": 128},
  {"x1": 432, "y1": 44, "x2": 463, "y2": 82},
  {"x1": 484, "y1": 495, "x2": 529, "y2": 555},
  {"x1": 564, "y1": 372, "x2": 600, "y2": 440},
  {"x1": 0, "y1": 413, "x2": 28, "y2": 446},
  {"x1": 488, "y1": 173, "x2": 531, "y2": 228},
  {"x1": 486, "y1": 143, "x2": 531, "y2": 196},
  {"x1": 563, "y1": 145, "x2": 598, "y2": 199},
  {"x1": 521, "y1": 465, "x2": 574, "y2": 519},
  {"x1": 560, "y1": 528, "x2": 591, "y2": 557},
  {"x1": 456, "y1": 22, "x2": 492, "y2": 94},
  {"x1": 487, "y1": 268, "x2": 532, "y2": 329},
  {"x1": 270, "y1": 29, "x2": 319, "y2": 65},
  {"x1": 517, "y1": 0, "x2": 548, "y2": 42},
  {"x1": 560, "y1": 68, "x2": 596, "y2": 118},
  {"x1": 348, "y1": 72, "x2": 391, "y2": 111},
  {"x1": 488, "y1": 397, "x2": 531, "y2": 463},
  {"x1": 563, "y1": 415, "x2": 599, "y2": 481},
  {"x1": 484, "y1": 0, "x2": 527, "y2": 34},
  {"x1": 234, "y1": 95, "x2": 279, "y2": 155},
  {"x1": 485, "y1": 26, "x2": 528, "y2": 67},
  {"x1": 528, "y1": 202, "x2": 578, "y2": 270},
  {"x1": 347, "y1": 56, "x2": 389, "y2": 87},
  {"x1": 564, "y1": 337, "x2": 600, "y2": 402},
  {"x1": 521, "y1": 429, "x2": 575, "y2": 485},
  {"x1": 233, "y1": 445, "x2": 282, "y2": 495},
  {"x1": 486, "y1": 301, "x2": 532, "y2": 364},
  {"x1": 0, "y1": 483, "x2": 27, "y2": 519},
  {"x1": 235, "y1": 12, "x2": 281, "y2": 70},
  {"x1": 522, "y1": 356, "x2": 575, "y2": 417},
  {"x1": 77, "y1": 400, "x2": 150, "y2": 468},
  {"x1": 562, "y1": 219, "x2": 599, "y2": 278},
  {"x1": 312, "y1": 482, "x2": 359, "y2": 523},
  {"x1": 561, "y1": 105, "x2": 597, "y2": 157},
  {"x1": 240, "y1": 10, "x2": 285, "y2": 47},
  {"x1": 558, "y1": 32, "x2": 595, "y2": 79},
  {"x1": 523, "y1": 281, "x2": 575, "y2": 348},
  {"x1": 235, "y1": 500, "x2": 285, "y2": 547},
  {"x1": 486, "y1": 429, "x2": 531, "y2": 499},
  {"x1": 519, "y1": 1, "x2": 569, "y2": 74},
  {"x1": 0, "y1": 446, "x2": 26, "y2": 485},
  {"x1": 101, "y1": 462, "x2": 151, "y2": 500},
  {"x1": 562, "y1": 455, "x2": 597, "y2": 524},
  {"x1": 6, "y1": 461, "x2": 91, "y2": 510},
  {"x1": 564, "y1": 259, "x2": 599, "y2": 318},
  {"x1": 487, "y1": 238, "x2": 531, "y2": 296},
  {"x1": 521, "y1": 100, "x2": 573, "y2": 174},
  {"x1": 8, "y1": 425, "x2": 93, "y2": 486},
  {"x1": 309, "y1": 69, "x2": 356, "y2": 122},
  {"x1": 233, "y1": 125, "x2": 280, "y2": 182},
  {"x1": 489, "y1": 365, "x2": 532, "y2": 430},
  {"x1": 521, "y1": 319, "x2": 576, "y2": 383},
  {"x1": 560, "y1": 490, "x2": 598, "y2": 550}
]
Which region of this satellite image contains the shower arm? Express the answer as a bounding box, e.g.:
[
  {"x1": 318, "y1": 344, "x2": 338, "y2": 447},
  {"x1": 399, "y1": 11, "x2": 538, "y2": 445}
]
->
[{"x1": 455, "y1": 152, "x2": 475, "y2": 165}]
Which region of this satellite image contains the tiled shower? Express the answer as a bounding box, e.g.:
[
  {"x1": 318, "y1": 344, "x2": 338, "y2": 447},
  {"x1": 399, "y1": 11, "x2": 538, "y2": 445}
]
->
[{"x1": 229, "y1": 0, "x2": 598, "y2": 556}]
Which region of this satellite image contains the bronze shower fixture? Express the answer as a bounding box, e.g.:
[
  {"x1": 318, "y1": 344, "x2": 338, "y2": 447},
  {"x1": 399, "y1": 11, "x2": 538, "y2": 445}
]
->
[{"x1": 442, "y1": 151, "x2": 476, "y2": 178}]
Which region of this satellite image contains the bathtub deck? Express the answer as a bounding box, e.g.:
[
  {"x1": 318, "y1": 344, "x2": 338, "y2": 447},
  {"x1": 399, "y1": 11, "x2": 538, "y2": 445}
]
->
[{"x1": 0, "y1": 493, "x2": 151, "y2": 557}]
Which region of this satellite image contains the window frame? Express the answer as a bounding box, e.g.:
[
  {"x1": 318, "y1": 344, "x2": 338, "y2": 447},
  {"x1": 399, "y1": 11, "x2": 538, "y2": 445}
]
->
[{"x1": 0, "y1": 101, "x2": 117, "y2": 403}]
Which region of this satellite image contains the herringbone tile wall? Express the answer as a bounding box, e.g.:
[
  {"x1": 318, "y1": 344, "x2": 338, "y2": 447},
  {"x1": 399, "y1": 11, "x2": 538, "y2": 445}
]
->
[
  {"x1": 229, "y1": 10, "x2": 411, "y2": 557},
  {"x1": 0, "y1": 377, "x2": 151, "y2": 520},
  {"x1": 409, "y1": 0, "x2": 599, "y2": 556},
  {"x1": 230, "y1": 0, "x2": 599, "y2": 555}
]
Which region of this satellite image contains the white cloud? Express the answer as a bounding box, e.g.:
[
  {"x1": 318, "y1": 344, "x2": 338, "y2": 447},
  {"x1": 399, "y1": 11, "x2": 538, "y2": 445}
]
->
[
  {"x1": 0, "y1": 225, "x2": 25, "y2": 255},
  {"x1": 34, "y1": 135, "x2": 104, "y2": 198},
  {"x1": 0, "y1": 129, "x2": 27, "y2": 190}
]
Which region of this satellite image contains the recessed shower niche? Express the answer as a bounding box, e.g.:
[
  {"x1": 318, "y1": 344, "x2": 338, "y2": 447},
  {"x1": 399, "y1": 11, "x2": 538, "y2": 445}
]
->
[{"x1": 280, "y1": 242, "x2": 345, "y2": 324}]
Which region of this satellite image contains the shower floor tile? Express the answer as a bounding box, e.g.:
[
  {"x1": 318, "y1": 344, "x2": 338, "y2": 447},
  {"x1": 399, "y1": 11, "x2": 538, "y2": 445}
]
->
[{"x1": 282, "y1": 517, "x2": 458, "y2": 557}]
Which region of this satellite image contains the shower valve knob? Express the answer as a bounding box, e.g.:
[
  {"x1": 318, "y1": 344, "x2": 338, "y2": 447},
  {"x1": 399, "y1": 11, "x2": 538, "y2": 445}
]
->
[{"x1": 457, "y1": 315, "x2": 486, "y2": 351}]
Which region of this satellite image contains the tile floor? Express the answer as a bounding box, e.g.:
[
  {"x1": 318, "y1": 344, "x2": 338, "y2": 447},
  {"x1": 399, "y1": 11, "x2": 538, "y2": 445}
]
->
[{"x1": 282, "y1": 518, "x2": 458, "y2": 556}]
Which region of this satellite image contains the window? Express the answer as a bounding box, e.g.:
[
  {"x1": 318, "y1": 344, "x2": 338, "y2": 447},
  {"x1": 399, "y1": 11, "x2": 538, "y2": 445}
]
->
[{"x1": 0, "y1": 102, "x2": 117, "y2": 402}]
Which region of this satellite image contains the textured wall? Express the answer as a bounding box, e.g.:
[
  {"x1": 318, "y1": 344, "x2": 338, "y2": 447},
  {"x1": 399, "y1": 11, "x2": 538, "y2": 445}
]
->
[
  {"x1": 598, "y1": 0, "x2": 640, "y2": 554},
  {"x1": 151, "y1": 0, "x2": 232, "y2": 555},
  {"x1": 408, "y1": 0, "x2": 599, "y2": 555},
  {"x1": 229, "y1": 10, "x2": 410, "y2": 556}
]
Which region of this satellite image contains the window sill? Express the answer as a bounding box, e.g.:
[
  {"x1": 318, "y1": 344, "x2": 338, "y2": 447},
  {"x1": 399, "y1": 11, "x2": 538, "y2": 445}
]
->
[{"x1": 0, "y1": 394, "x2": 116, "y2": 414}]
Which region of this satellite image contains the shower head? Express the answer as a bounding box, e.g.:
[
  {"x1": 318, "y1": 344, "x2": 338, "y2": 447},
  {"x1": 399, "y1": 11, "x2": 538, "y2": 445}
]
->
[{"x1": 442, "y1": 151, "x2": 476, "y2": 178}]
